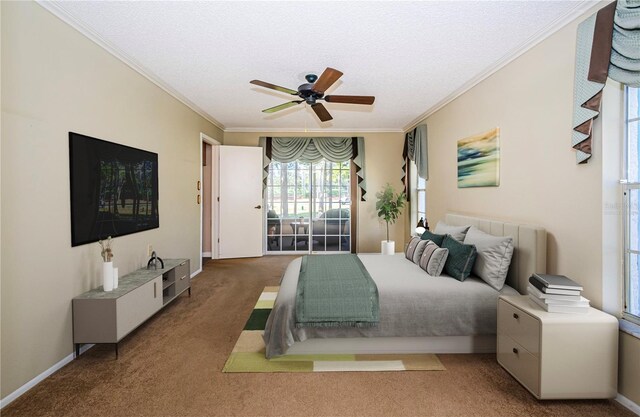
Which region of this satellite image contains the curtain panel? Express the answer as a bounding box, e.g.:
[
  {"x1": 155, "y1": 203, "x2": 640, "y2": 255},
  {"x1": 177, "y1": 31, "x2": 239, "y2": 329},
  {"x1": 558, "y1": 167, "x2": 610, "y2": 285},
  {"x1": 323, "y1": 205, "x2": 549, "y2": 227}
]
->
[
  {"x1": 402, "y1": 124, "x2": 428, "y2": 198},
  {"x1": 258, "y1": 136, "x2": 367, "y2": 201},
  {"x1": 571, "y1": 11, "x2": 608, "y2": 164},
  {"x1": 572, "y1": 0, "x2": 640, "y2": 164}
]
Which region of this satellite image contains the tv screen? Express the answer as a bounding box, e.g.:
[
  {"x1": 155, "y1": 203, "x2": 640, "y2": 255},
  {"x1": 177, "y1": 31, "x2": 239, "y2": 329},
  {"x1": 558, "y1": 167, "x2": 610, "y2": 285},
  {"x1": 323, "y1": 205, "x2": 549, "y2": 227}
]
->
[{"x1": 69, "y1": 132, "x2": 159, "y2": 247}]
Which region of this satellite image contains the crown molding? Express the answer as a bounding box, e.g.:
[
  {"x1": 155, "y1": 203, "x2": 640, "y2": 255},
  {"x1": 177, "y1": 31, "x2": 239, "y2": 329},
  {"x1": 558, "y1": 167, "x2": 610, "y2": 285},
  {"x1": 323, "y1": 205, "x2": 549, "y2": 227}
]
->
[
  {"x1": 35, "y1": 0, "x2": 599, "y2": 135},
  {"x1": 35, "y1": 0, "x2": 226, "y2": 132},
  {"x1": 223, "y1": 127, "x2": 404, "y2": 134},
  {"x1": 403, "y1": 0, "x2": 601, "y2": 132}
]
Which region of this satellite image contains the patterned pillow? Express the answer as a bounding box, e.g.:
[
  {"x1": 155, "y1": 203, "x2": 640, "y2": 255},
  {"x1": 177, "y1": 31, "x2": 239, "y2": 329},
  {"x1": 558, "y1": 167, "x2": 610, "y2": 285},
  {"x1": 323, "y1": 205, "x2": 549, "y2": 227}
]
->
[
  {"x1": 420, "y1": 230, "x2": 446, "y2": 246},
  {"x1": 418, "y1": 240, "x2": 449, "y2": 276},
  {"x1": 441, "y1": 235, "x2": 477, "y2": 281},
  {"x1": 405, "y1": 236, "x2": 428, "y2": 263}
]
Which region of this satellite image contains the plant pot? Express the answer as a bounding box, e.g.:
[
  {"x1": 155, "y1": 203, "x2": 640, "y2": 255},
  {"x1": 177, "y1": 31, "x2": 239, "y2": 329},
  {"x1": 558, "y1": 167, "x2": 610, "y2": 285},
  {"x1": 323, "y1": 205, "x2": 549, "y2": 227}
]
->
[
  {"x1": 103, "y1": 261, "x2": 114, "y2": 292},
  {"x1": 381, "y1": 240, "x2": 395, "y2": 255}
]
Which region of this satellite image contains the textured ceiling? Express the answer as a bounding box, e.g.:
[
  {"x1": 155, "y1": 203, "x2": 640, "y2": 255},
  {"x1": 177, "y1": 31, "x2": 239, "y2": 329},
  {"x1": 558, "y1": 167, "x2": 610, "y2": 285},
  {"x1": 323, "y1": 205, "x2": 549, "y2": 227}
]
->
[{"x1": 44, "y1": 1, "x2": 596, "y2": 132}]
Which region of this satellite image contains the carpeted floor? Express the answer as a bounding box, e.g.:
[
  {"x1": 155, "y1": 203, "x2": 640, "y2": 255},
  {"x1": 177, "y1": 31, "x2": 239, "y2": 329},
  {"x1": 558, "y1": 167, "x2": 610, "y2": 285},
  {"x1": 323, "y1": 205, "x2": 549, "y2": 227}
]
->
[{"x1": 2, "y1": 256, "x2": 634, "y2": 417}]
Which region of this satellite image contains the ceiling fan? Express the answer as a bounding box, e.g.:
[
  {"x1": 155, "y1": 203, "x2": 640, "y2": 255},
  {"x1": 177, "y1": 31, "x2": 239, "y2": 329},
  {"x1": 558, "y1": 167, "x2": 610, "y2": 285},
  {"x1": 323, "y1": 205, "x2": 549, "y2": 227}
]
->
[{"x1": 250, "y1": 67, "x2": 375, "y2": 122}]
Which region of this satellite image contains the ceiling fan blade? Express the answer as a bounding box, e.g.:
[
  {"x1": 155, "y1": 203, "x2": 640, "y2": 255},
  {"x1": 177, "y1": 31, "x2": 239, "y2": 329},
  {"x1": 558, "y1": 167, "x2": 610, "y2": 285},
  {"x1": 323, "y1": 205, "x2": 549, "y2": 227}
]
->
[
  {"x1": 311, "y1": 67, "x2": 343, "y2": 94},
  {"x1": 250, "y1": 80, "x2": 298, "y2": 95},
  {"x1": 262, "y1": 101, "x2": 303, "y2": 113},
  {"x1": 324, "y1": 95, "x2": 375, "y2": 105},
  {"x1": 311, "y1": 103, "x2": 333, "y2": 122}
]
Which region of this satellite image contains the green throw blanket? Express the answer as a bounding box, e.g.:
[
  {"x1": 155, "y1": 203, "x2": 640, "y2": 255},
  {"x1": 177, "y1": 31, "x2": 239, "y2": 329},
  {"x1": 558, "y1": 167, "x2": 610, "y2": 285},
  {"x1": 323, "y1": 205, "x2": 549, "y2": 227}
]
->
[{"x1": 295, "y1": 254, "x2": 379, "y2": 328}]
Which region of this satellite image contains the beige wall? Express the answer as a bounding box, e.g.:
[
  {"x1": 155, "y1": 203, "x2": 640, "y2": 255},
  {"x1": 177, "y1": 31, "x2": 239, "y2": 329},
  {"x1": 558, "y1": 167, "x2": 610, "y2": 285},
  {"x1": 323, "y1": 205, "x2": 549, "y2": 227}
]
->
[
  {"x1": 419, "y1": 18, "x2": 604, "y2": 305},
  {"x1": 413, "y1": 3, "x2": 638, "y2": 405},
  {"x1": 1, "y1": 1, "x2": 222, "y2": 398},
  {"x1": 223, "y1": 132, "x2": 407, "y2": 253}
]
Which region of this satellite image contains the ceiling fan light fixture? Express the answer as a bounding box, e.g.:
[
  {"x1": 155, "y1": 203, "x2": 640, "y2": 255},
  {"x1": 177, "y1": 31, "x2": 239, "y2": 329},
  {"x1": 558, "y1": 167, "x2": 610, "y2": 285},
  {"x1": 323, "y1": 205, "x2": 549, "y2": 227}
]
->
[{"x1": 250, "y1": 67, "x2": 375, "y2": 122}]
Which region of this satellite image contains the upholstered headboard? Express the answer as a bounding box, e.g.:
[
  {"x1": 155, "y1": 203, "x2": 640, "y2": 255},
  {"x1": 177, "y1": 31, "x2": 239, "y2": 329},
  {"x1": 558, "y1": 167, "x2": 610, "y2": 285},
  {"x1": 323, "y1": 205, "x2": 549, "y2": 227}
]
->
[{"x1": 445, "y1": 213, "x2": 547, "y2": 294}]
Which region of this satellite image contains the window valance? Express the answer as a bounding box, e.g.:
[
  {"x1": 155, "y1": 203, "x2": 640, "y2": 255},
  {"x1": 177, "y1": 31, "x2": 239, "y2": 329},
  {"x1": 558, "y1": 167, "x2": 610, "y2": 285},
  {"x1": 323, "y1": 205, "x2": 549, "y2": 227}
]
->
[
  {"x1": 572, "y1": 0, "x2": 640, "y2": 164},
  {"x1": 259, "y1": 136, "x2": 367, "y2": 201},
  {"x1": 609, "y1": 0, "x2": 640, "y2": 87},
  {"x1": 402, "y1": 124, "x2": 428, "y2": 199}
]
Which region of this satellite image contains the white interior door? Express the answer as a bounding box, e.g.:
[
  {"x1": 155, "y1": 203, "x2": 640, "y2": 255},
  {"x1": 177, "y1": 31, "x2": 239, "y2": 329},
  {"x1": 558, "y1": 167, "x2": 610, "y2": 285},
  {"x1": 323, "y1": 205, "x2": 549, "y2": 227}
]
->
[{"x1": 218, "y1": 146, "x2": 263, "y2": 258}]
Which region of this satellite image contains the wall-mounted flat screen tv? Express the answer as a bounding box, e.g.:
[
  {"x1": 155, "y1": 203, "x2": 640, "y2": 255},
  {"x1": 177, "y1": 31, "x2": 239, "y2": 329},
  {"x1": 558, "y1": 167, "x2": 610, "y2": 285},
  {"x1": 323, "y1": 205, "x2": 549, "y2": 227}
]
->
[{"x1": 69, "y1": 132, "x2": 159, "y2": 247}]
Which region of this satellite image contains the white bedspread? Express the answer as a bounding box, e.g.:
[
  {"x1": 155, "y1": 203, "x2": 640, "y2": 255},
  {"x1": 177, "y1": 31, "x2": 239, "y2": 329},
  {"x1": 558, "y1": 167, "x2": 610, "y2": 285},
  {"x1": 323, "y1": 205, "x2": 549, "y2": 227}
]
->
[{"x1": 263, "y1": 253, "x2": 518, "y2": 358}]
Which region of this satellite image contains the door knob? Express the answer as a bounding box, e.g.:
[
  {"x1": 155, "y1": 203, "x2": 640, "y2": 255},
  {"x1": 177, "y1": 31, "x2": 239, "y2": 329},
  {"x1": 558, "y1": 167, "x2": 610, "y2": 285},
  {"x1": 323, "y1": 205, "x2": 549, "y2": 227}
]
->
[{"x1": 254, "y1": 205, "x2": 262, "y2": 209}]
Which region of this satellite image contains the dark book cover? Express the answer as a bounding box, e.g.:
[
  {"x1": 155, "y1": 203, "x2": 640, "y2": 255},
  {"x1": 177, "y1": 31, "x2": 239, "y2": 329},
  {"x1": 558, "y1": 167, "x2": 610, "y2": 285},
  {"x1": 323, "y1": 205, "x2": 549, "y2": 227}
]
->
[
  {"x1": 533, "y1": 273, "x2": 583, "y2": 290},
  {"x1": 529, "y1": 275, "x2": 547, "y2": 292},
  {"x1": 529, "y1": 275, "x2": 581, "y2": 295}
]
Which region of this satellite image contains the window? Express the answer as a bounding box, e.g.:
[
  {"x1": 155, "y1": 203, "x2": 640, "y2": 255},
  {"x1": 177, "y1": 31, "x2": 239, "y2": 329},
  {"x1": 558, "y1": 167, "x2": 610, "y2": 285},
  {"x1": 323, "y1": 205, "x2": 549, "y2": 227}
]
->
[
  {"x1": 410, "y1": 161, "x2": 427, "y2": 233},
  {"x1": 416, "y1": 176, "x2": 426, "y2": 227},
  {"x1": 266, "y1": 160, "x2": 351, "y2": 253},
  {"x1": 623, "y1": 86, "x2": 640, "y2": 325}
]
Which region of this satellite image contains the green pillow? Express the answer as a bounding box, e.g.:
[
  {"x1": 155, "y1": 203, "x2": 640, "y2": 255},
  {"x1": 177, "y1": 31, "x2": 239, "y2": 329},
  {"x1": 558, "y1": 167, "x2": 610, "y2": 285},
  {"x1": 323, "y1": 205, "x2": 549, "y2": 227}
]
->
[
  {"x1": 421, "y1": 230, "x2": 446, "y2": 246},
  {"x1": 441, "y1": 235, "x2": 477, "y2": 281}
]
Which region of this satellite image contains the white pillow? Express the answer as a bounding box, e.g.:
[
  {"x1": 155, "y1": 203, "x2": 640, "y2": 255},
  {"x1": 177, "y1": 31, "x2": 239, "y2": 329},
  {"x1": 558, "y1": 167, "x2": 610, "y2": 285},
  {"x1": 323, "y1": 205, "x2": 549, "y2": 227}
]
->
[
  {"x1": 418, "y1": 240, "x2": 449, "y2": 276},
  {"x1": 434, "y1": 221, "x2": 470, "y2": 242},
  {"x1": 463, "y1": 227, "x2": 514, "y2": 290}
]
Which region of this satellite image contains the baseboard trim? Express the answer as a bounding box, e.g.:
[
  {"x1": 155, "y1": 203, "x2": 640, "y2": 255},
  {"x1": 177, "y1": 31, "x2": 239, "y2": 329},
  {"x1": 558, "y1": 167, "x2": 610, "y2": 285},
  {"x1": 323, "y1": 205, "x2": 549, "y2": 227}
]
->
[
  {"x1": 616, "y1": 394, "x2": 640, "y2": 416},
  {"x1": 0, "y1": 344, "x2": 94, "y2": 409},
  {"x1": 202, "y1": 252, "x2": 212, "y2": 257},
  {"x1": 0, "y1": 262, "x2": 206, "y2": 411},
  {"x1": 190, "y1": 268, "x2": 202, "y2": 280}
]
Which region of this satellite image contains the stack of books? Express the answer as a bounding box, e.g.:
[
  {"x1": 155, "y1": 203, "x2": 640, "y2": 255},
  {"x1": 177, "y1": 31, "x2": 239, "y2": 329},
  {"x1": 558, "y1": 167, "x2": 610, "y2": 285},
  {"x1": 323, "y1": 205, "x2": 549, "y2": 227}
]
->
[{"x1": 528, "y1": 273, "x2": 590, "y2": 314}]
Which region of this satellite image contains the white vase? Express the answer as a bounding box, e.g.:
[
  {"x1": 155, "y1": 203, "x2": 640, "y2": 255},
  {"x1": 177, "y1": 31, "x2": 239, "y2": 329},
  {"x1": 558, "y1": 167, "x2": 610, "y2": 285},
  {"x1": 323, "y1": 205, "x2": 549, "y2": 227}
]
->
[
  {"x1": 103, "y1": 262, "x2": 114, "y2": 292},
  {"x1": 381, "y1": 240, "x2": 395, "y2": 255},
  {"x1": 113, "y1": 267, "x2": 119, "y2": 289}
]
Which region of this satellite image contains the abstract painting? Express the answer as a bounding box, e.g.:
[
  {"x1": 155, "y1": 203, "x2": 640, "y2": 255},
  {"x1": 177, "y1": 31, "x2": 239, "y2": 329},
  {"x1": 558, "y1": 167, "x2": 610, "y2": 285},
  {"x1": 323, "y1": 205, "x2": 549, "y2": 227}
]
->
[{"x1": 457, "y1": 128, "x2": 500, "y2": 188}]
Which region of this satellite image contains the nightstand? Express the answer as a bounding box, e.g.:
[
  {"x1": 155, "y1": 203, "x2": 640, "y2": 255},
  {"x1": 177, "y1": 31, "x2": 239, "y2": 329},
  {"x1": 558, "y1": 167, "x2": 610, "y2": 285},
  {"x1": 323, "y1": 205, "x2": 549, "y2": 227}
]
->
[{"x1": 497, "y1": 295, "x2": 618, "y2": 399}]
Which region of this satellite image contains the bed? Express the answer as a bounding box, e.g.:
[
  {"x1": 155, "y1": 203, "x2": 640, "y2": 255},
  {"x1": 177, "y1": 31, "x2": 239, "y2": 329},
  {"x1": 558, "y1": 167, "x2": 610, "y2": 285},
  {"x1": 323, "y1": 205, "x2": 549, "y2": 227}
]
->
[{"x1": 263, "y1": 213, "x2": 546, "y2": 357}]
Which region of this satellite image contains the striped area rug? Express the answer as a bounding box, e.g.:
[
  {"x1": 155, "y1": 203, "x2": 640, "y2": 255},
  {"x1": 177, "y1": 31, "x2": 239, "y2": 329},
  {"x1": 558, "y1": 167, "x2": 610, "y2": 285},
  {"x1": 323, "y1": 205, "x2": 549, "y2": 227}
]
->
[{"x1": 222, "y1": 286, "x2": 445, "y2": 373}]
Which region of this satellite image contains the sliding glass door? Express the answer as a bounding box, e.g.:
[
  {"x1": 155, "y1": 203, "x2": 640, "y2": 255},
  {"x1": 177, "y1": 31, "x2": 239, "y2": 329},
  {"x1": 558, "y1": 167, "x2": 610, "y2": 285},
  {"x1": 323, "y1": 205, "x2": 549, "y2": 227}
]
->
[{"x1": 266, "y1": 160, "x2": 351, "y2": 253}]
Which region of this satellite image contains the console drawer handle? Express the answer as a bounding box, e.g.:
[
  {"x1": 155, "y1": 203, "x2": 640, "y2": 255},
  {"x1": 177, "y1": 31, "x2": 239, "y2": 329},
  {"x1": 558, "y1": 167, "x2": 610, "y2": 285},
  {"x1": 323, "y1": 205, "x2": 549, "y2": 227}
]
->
[
  {"x1": 512, "y1": 347, "x2": 518, "y2": 354},
  {"x1": 513, "y1": 313, "x2": 519, "y2": 319},
  {"x1": 180, "y1": 275, "x2": 187, "y2": 280},
  {"x1": 180, "y1": 262, "x2": 186, "y2": 266}
]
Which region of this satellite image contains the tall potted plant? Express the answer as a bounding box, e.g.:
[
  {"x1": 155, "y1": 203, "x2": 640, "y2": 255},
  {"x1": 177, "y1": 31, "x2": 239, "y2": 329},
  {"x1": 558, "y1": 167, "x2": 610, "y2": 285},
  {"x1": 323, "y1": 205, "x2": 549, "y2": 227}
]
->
[{"x1": 375, "y1": 183, "x2": 406, "y2": 255}]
